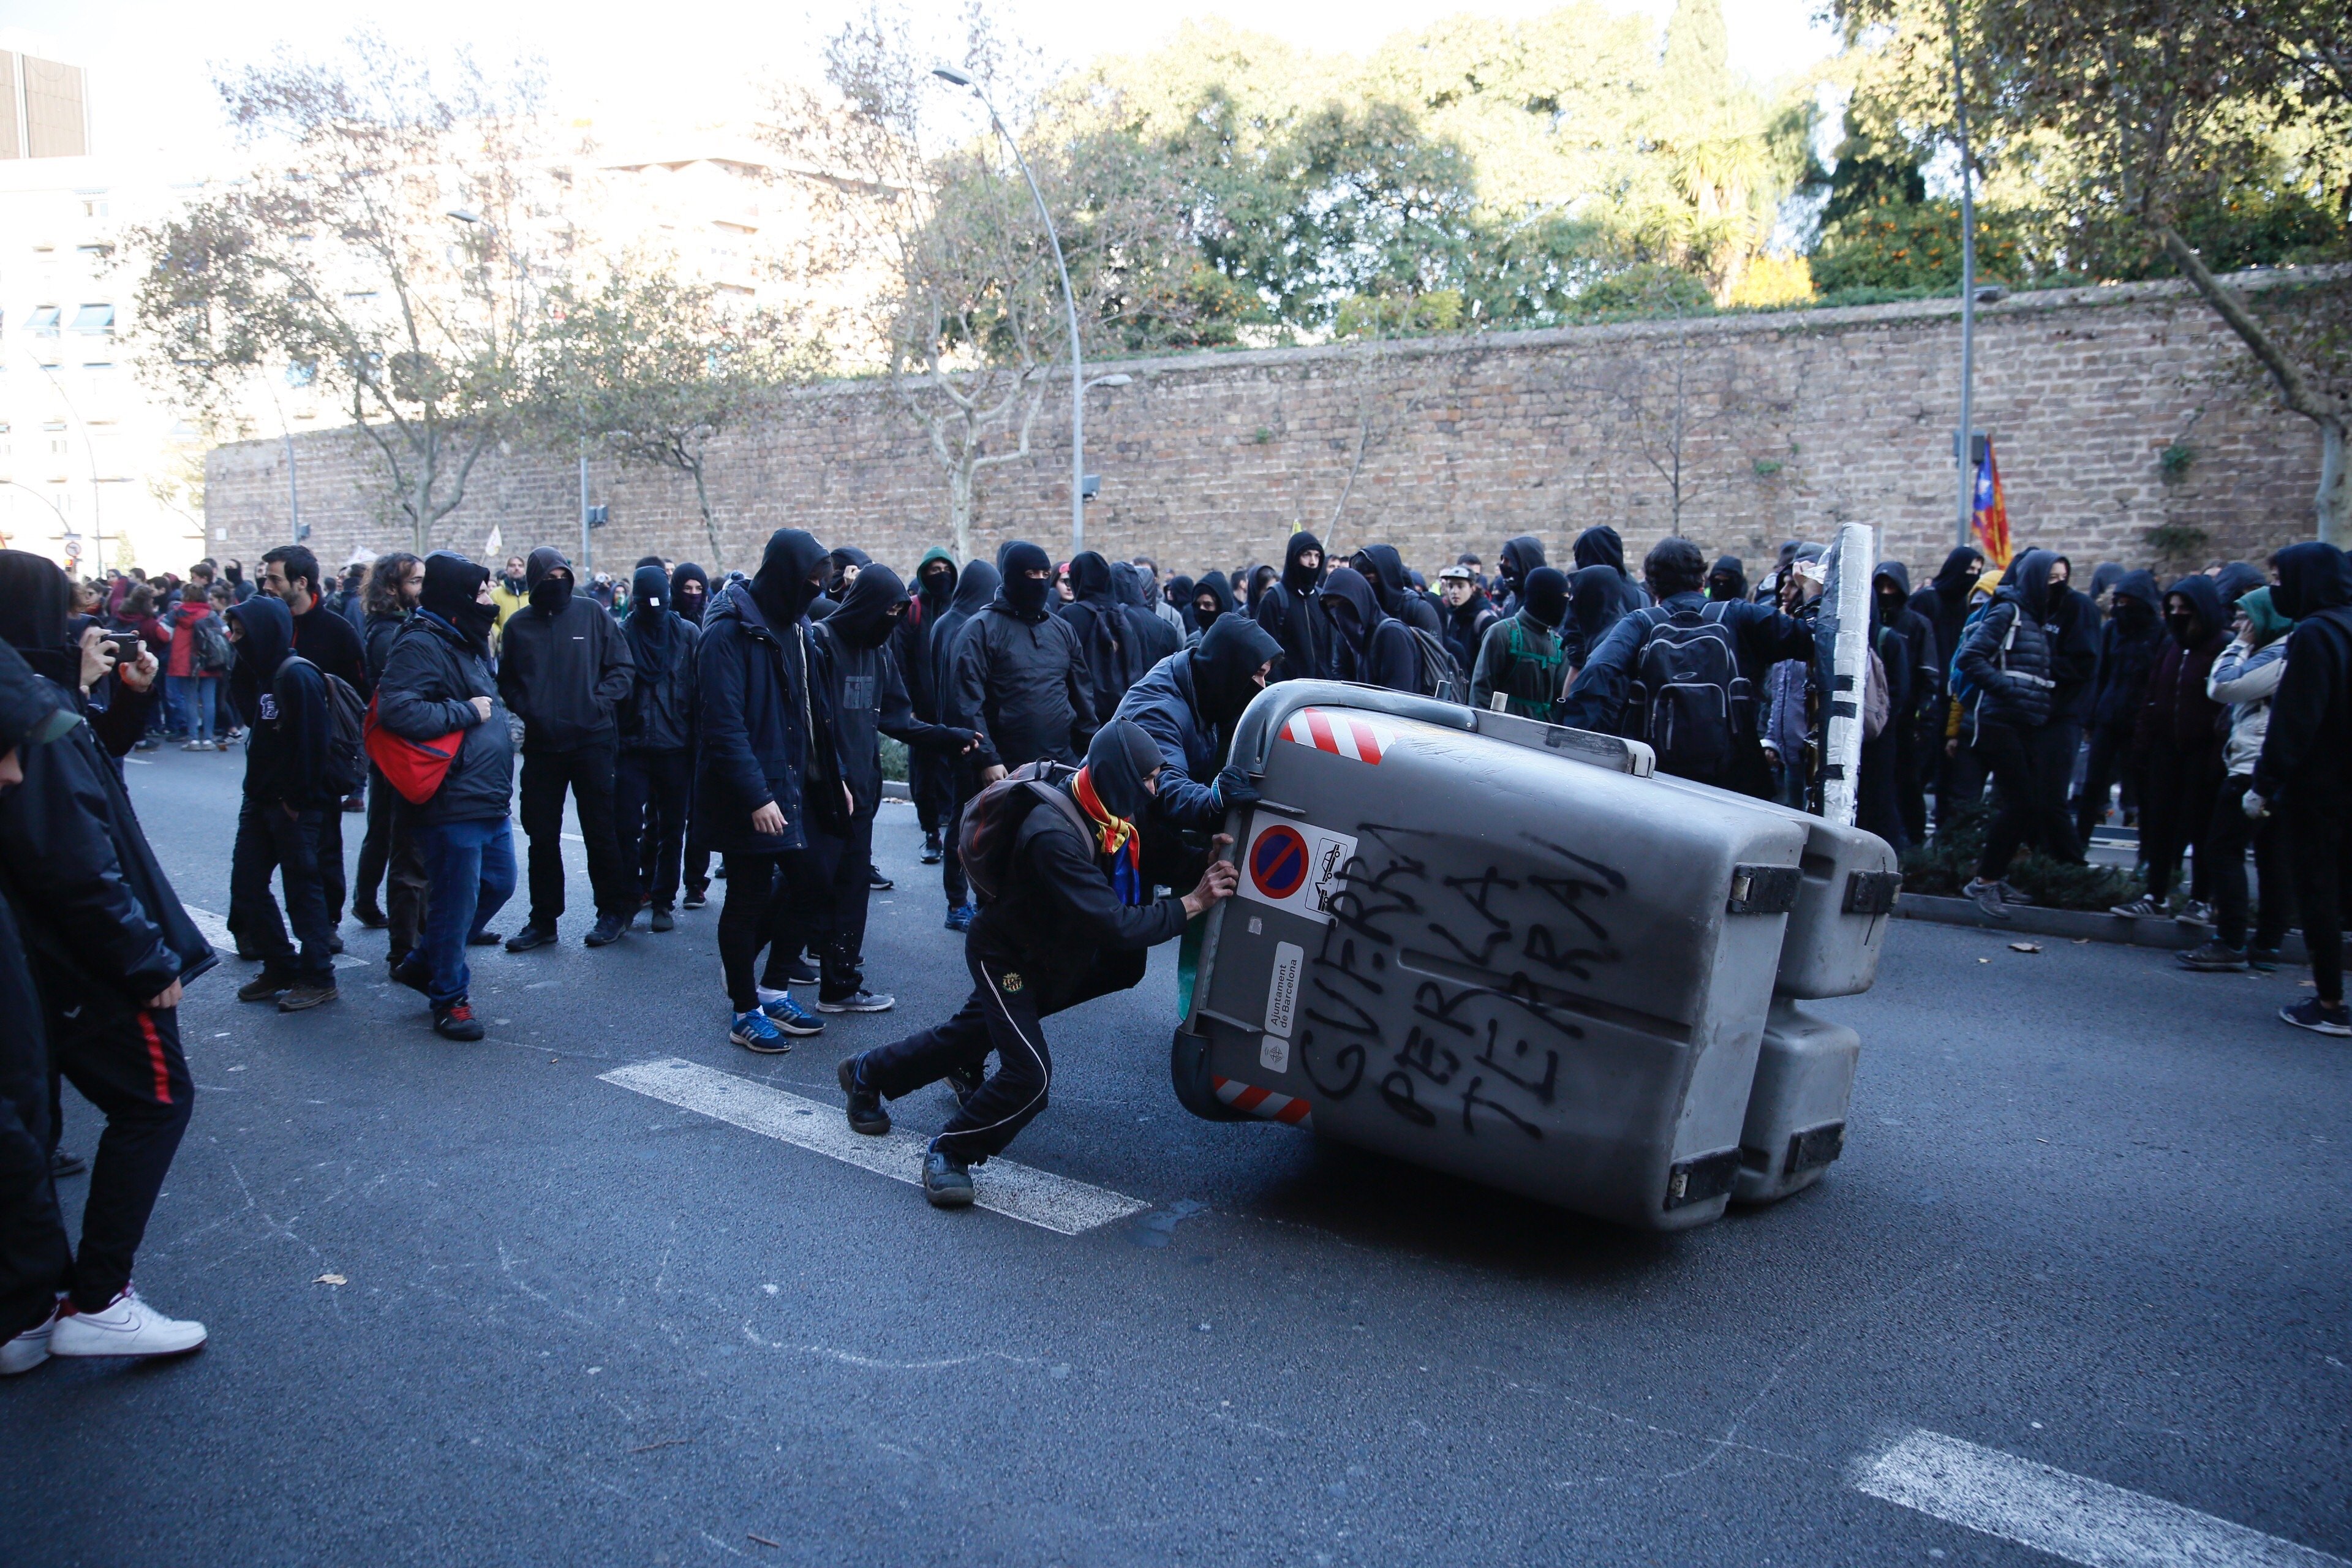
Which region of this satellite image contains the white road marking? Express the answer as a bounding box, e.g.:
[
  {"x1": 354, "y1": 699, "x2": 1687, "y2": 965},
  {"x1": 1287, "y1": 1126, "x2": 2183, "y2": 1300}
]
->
[
  {"x1": 184, "y1": 905, "x2": 233, "y2": 949},
  {"x1": 600, "y1": 1057, "x2": 1148, "y2": 1237},
  {"x1": 1854, "y1": 1429, "x2": 2348, "y2": 1568}
]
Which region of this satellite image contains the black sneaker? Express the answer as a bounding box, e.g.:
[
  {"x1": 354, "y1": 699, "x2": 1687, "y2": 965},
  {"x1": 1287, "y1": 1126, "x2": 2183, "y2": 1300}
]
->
[
  {"x1": 869, "y1": 868, "x2": 894, "y2": 891},
  {"x1": 921, "y1": 833, "x2": 943, "y2": 865},
  {"x1": 277, "y1": 981, "x2": 339, "y2": 1012},
  {"x1": 2248, "y1": 948, "x2": 2282, "y2": 973},
  {"x1": 505, "y1": 924, "x2": 558, "y2": 952},
  {"x1": 584, "y1": 912, "x2": 629, "y2": 948},
  {"x1": 838, "y1": 1055, "x2": 890, "y2": 1135},
  {"x1": 2177, "y1": 941, "x2": 2247, "y2": 972},
  {"x1": 922, "y1": 1147, "x2": 975, "y2": 1208},
  {"x1": 946, "y1": 1061, "x2": 986, "y2": 1110},
  {"x1": 434, "y1": 1001, "x2": 485, "y2": 1041},
  {"x1": 649, "y1": 908, "x2": 674, "y2": 932},
  {"x1": 50, "y1": 1148, "x2": 86, "y2": 1179},
  {"x1": 783, "y1": 956, "x2": 819, "y2": 986},
  {"x1": 682, "y1": 888, "x2": 708, "y2": 909},
  {"x1": 325, "y1": 932, "x2": 345, "y2": 956},
  {"x1": 466, "y1": 928, "x2": 503, "y2": 947},
  {"x1": 2280, "y1": 998, "x2": 2352, "y2": 1037},
  {"x1": 237, "y1": 968, "x2": 294, "y2": 1003},
  {"x1": 353, "y1": 902, "x2": 390, "y2": 930}
]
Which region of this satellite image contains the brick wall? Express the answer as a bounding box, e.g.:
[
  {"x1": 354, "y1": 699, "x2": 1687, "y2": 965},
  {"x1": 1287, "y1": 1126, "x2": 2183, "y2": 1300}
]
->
[{"x1": 203, "y1": 270, "x2": 2344, "y2": 585}]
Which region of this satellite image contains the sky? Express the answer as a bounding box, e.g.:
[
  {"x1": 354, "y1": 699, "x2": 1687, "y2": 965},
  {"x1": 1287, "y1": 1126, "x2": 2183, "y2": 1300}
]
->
[{"x1": 0, "y1": 0, "x2": 1843, "y2": 168}]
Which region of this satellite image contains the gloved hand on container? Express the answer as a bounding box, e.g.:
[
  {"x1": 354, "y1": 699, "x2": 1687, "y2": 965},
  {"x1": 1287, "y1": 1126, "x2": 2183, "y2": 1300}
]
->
[{"x1": 1212, "y1": 764, "x2": 1261, "y2": 813}]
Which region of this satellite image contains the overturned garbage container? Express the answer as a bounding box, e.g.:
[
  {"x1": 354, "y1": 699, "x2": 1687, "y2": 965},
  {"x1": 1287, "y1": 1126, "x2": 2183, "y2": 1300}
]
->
[{"x1": 1171, "y1": 680, "x2": 1814, "y2": 1231}]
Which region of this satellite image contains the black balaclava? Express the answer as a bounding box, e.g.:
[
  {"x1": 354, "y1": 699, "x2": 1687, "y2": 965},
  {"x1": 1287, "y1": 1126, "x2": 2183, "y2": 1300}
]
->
[
  {"x1": 1069, "y1": 551, "x2": 1117, "y2": 606},
  {"x1": 2212, "y1": 561, "x2": 2266, "y2": 606},
  {"x1": 526, "y1": 546, "x2": 575, "y2": 616},
  {"x1": 1166, "y1": 575, "x2": 1197, "y2": 632},
  {"x1": 916, "y1": 549, "x2": 958, "y2": 613},
  {"x1": 670, "y1": 562, "x2": 709, "y2": 625},
  {"x1": 1931, "y1": 546, "x2": 1984, "y2": 597},
  {"x1": 948, "y1": 559, "x2": 1000, "y2": 618},
  {"x1": 421, "y1": 551, "x2": 496, "y2": 657},
  {"x1": 1872, "y1": 562, "x2": 1912, "y2": 626},
  {"x1": 2002, "y1": 549, "x2": 2055, "y2": 620},
  {"x1": 1707, "y1": 555, "x2": 1748, "y2": 601},
  {"x1": 2164, "y1": 573, "x2": 2226, "y2": 648},
  {"x1": 2087, "y1": 562, "x2": 2126, "y2": 605},
  {"x1": 1075, "y1": 717, "x2": 1161, "y2": 824},
  {"x1": 1193, "y1": 571, "x2": 1235, "y2": 628},
  {"x1": 998, "y1": 541, "x2": 1054, "y2": 619},
  {"x1": 1191, "y1": 613, "x2": 1283, "y2": 736},
  {"x1": 829, "y1": 563, "x2": 906, "y2": 651},
  {"x1": 1498, "y1": 535, "x2": 1546, "y2": 595},
  {"x1": 1522, "y1": 566, "x2": 1569, "y2": 628},
  {"x1": 1351, "y1": 546, "x2": 1414, "y2": 617},
  {"x1": 628, "y1": 564, "x2": 673, "y2": 663},
  {"x1": 2270, "y1": 541, "x2": 2352, "y2": 620},
  {"x1": 2111, "y1": 570, "x2": 2162, "y2": 633},
  {"x1": 751, "y1": 529, "x2": 831, "y2": 627},
  {"x1": 1571, "y1": 526, "x2": 1626, "y2": 576},
  {"x1": 224, "y1": 561, "x2": 244, "y2": 587},
  {"x1": 1281, "y1": 532, "x2": 1325, "y2": 596},
  {"x1": 1319, "y1": 567, "x2": 1381, "y2": 656}
]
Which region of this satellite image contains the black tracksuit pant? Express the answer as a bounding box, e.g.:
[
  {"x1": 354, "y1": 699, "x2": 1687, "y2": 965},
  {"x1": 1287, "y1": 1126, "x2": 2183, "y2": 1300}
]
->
[
  {"x1": 910, "y1": 747, "x2": 954, "y2": 840},
  {"x1": 519, "y1": 741, "x2": 630, "y2": 927},
  {"x1": 861, "y1": 940, "x2": 1146, "y2": 1164},
  {"x1": 940, "y1": 771, "x2": 973, "y2": 909},
  {"x1": 2073, "y1": 720, "x2": 2139, "y2": 842},
  {"x1": 1972, "y1": 720, "x2": 2071, "y2": 882},
  {"x1": 2140, "y1": 744, "x2": 2225, "y2": 905},
  {"x1": 812, "y1": 812, "x2": 877, "y2": 1003},
  {"x1": 2028, "y1": 720, "x2": 2086, "y2": 863},
  {"x1": 2206, "y1": 776, "x2": 2294, "y2": 954},
  {"x1": 720, "y1": 848, "x2": 832, "y2": 1014},
  {"x1": 353, "y1": 764, "x2": 428, "y2": 960},
  {"x1": 616, "y1": 748, "x2": 692, "y2": 912},
  {"x1": 2287, "y1": 792, "x2": 2348, "y2": 1006},
  {"x1": 42, "y1": 989, "x2": 193, "y2": 1314},
  {"x1": 228, "y1": 800, "x2": 336, "y2": 983},
  {"x1": 0, "y1": 1009, "x2": 69, "y2": 1340},
  {"x1": 316, "y1": 797, "x2": 347, "y2": 926}
]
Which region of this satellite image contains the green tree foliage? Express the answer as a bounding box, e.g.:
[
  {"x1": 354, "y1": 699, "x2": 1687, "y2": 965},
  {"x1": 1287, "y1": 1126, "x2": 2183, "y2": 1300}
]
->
[{"x1": 1811, "y1": 202, "x2": 2029, "y2": 294}]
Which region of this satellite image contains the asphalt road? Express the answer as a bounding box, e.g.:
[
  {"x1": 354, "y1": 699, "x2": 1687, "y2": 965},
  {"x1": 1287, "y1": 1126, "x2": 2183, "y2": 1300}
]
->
[{"x1": 6, "y1": 745, "x2": 2349, "y2": 1567}]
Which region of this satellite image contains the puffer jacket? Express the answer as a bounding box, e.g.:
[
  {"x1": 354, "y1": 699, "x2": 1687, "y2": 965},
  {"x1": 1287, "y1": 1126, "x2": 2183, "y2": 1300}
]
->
[
  {"x1": 2209, "y1": 635, "x2": 2286, "y2": 777},
  {"x1": 1956, "y1": 552, "x2": 2059, "y2": 732},
  {"x1": 375, "y1": 610, "x2": 514, "y2": 826}
]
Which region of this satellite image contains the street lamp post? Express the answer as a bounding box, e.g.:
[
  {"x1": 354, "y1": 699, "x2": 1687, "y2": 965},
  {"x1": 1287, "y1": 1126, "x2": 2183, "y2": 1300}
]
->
[
  {"x1": 1947, "y1": 0, "x2": 1978, "y2": 551},
  {"x1": 931, "y1": 66, "x2": 1091, "y2": 557}
]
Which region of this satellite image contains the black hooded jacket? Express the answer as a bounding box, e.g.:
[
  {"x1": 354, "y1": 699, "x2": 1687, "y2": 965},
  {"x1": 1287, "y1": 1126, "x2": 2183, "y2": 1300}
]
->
[
  {"x1": 953, "y1": 544, "x2": 1098, "y2": 769},
  {"x1": 1321, "y1": 567, "x2": 1418, "y2": 692},
  {"x1": 1254, "y1": 530, "x2": 1332, "y2": 683},
  {"x1": 621, "y1": 564, "x2": 699, "y2": 753},
  {"x1": 2136, "y1": 573, "x2": 2228, "y2": 759},
  {"x1": 1957, "y1": 549, "x2": 2059, "y2": 731},
  {"x1": 669, "y1": 562, "x2": 710, "y2": 627},
  {"x1": 1909, "y1": 546, "x2": 1985, "y2": 682},
  {"x1": 693, "y1": 529, "x2": 850, "y2": 855},
  {"x1": 1116, "y1": 614, "x2": 1283, "y2": 831},
  {"x1": 894, "y1": 548, "x2": 959, "y2": 723},
  {"x1": 1872, "y1": 562, "x2": 1942, "y2": 715},
  {"x1": 0, "y1": 641, "x2": 213, "y2": 1007},
  {"x1": 1352, "y1": 546, "x2": 1442, "y2": 635},
  {"x1": 1061, "y1": 551, "x2": 1138, "y2": 723},
  {"x1": 499, "y1": 548, "x2": 635, "y2": 753},
  {"x1": 2253, "y1": 542, "x2": 2352, "y2": 804},
  {"x1": 1114, "y1": 561, "x2": 1183, "y2": 668},
  {"x1": 813, "y1": 565, "x2": 971, "y2": 815},
  {"x1": 377, "y1": 555, "x2": 514, "y2": 827},
  {"x1": 2087, "y1": 571, "x2": 2165, "y2": 731},
  {"x1": 227, "y1": 594, "x2": 332, "y2": 807},
  {"x1": 1440, "y1": 583, "x2": 1498, "y2": 673},
  {"x1": 932, "y1": 560, "x2": 999, "y2": 733},
  {"x1": 1496, "y1": 535, "x2": 1546, "y2": 615}
]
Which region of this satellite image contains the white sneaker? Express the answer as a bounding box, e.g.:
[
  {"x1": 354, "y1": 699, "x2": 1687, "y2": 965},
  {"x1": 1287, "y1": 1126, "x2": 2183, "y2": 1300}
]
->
[
  {"x1": 49, "y1": 1288, "x2": 207, "y2": 1359},
  {"x1": 0, "y1": 1303, "x2": 60, "y2": 1374}
]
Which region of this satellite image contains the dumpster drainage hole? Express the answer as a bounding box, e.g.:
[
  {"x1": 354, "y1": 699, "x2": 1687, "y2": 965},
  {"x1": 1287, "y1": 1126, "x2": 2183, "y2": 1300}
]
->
[{"x1": 1131, "y1": 1199, "x2": 1207, "y2": 1249}]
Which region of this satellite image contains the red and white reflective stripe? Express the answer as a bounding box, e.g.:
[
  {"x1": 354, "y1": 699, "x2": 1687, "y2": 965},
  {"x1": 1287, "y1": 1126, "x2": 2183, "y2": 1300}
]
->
[
  {"x1": 1281, "y1": 707, "x2": 1393, "y2": 765},
  {"x1": 1212, "y1": 1076, "x2": 1313, "y2": 1127}
]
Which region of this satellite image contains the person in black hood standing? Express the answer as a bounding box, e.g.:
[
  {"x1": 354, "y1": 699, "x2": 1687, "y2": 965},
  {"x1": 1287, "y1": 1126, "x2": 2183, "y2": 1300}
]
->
[
  {"x1": 897, "y1": 548, "x2": 960, "y2": 865},
  {"x1": 1571, "y1": 526, "x2": 1646, "y2": 624},
  {"x1": 616, "y1": 564, "x2": 699, "y2": 933},
  {"x1": 1494, "y1": 535, "x2": 1546, "y2": 617},
  {"x1": 1872, "y1": 561, "x2": 1942, "y2": 846},
  {"x1": 2073, "y1": 569, "x2": 2163, "y2": 839},
  {"x1": 809, "y1": 565, "x2": 976, "y2": 1013},
  {"x1": 379, "y1": 554, "x2": 514, "y2": 1038},
  {"x1": 1060, "y1": 552, "x2": 1137, "y2": 725},
  {"x1": 1953, "y1": 549, "x2": 2067, "y2": 917},
  {"x1": 1189, "y1": 572, "x2": 1237, "y2": 644},
  {"x1": 1114, "y1": 560, "x2": 1182, "y2": 669},
  {"x1": 1350, "y1": 545, "x2": 1442, "y2": 635},
  {"x1": 222, "y1": 593, "x2": 339, "y2": 1008},
  {"x1": 932, "y1": 559, "x2": 1000, "y2": 929},
  {"x1": 1320, "y1": 566, "x2": 1419, "y2": 692},
  {"x1": 951, "y1": 540, "x2": 1097, "y2": 780},
  {"x1": 661, "y1": 563, "x2": 714, "y2": 904},
  {"x1": 1253, "y1": 530, "x2": 1331, "y2": 682},
  {"x1": 669, "y1": 562, "x2": 710, "y2": 627},
  {"x1": 1706, "y1": 556, "x2": 1748, "y2": 604},
  {"x1": 2252, "y1": 543, "x2": 2352, "y2": 1035},
  {"x1": 1471, "y1": 565, "x2": 1569, "y2": 720},
  {"x1": 0, "y1": 628, "x2": 216, "y2": 1365},
  {"x1": 499, "y1": 546, "x2": 636, "y2": 951},
  {"x1": 835, "y1": 720, "x2": 1239, "y2": 1208},
  {"x1": 695, "y1": 528, "x2": 852, "y2": 1050},
  {"x1": 2113, "y1": 573, "x2": 2230, "y2": 921}
]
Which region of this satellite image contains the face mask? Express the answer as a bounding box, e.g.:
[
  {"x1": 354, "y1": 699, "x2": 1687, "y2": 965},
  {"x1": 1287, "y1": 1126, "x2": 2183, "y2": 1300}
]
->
[
  {"x1": 532, "y1": 577, "x2": 574, "y2": 615},
  {"x1": 1006, "y1": 573, "x2": 1051, "y2": 617}
]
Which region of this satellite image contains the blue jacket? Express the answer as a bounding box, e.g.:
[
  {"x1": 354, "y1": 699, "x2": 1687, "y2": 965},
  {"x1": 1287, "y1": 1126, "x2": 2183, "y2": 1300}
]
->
[
  {"x1": 1115, "y1": 650, "x2": 1223, "y2": 830},
  {"x1": 376, "y1": 610, "x2": 513, "y2": 826},
  {"x1": 693, "y1": 582, "x2": 847, "y2": 855}
]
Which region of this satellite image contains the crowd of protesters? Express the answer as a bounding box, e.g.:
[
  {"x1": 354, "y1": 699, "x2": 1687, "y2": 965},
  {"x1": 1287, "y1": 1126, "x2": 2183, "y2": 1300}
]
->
[{"x1": 3, "y1": 516, "x2": 2345, "y2": 1365}]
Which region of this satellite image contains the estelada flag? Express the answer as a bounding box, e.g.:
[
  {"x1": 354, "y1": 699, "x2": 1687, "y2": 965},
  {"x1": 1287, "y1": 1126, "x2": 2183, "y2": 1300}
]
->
[{"x1": 1972, "y1": 439, "x2": 2013, "y2": 569}]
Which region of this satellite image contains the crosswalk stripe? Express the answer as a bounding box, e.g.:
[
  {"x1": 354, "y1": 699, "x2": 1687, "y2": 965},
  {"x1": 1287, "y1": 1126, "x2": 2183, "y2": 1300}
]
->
[
  {"x1": 1855, "y1": 1429, "x2": 2348, "y2": 1568},
  {"x1": 183, "y1": 904, "x2": 233, "y2": 951},
  {"x1": 600, "y1": 1057, "x2": 1150, "y2": 1237}
]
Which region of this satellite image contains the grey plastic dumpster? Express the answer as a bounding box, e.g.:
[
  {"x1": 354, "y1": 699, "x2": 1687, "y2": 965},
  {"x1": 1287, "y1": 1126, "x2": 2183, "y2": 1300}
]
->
[
  {"x1": 1648, "y1": 777, "x2": 1901, "y2": 1203},
  {"x1": 1171, "y1": 681, "x2": 1810, "y2": 1231}
]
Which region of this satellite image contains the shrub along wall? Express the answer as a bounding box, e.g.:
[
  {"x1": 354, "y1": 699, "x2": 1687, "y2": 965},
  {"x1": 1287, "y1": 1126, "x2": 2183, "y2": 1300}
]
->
[{"x1": 205, "y1": 270, "x2": 2343, "y2": 584}]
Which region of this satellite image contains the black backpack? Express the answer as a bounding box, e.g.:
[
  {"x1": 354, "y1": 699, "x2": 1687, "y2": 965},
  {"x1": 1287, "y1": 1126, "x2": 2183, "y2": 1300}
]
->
[
  {"x1": 958, "y1": 760, "x2": 1089, "y2": 905},
  {"x1": 282, "y1": 655, "x2": 368, "y2": 798},
  {"x1": 1404, "y1": 625, "x2": 1469, "y2": 704},
  {"x1": 190, "y1": 613, "x2": 235, "y2": 674},
  {"x1": 1627, "y1": 603, "x2": 1751, "y2": 783}
]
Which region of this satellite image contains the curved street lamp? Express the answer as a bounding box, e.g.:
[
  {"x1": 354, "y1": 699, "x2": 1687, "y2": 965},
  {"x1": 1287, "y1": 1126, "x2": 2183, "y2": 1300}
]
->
[{"x1": 931, "y1": 65, "x2": 1098, "y2": 556}]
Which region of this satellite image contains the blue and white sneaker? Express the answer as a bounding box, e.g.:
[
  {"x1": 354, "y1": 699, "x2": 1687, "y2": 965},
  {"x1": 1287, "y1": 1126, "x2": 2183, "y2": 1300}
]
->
[
  {"x1": 943, "y1": 902, "x2": 976, "y2": 933},
  {"x1": 760, "y1": 992, "x2": 825, "y2": 1037},
  {"x1": 730, "y1": 1009, "x2": 793, "y2": 1054}
]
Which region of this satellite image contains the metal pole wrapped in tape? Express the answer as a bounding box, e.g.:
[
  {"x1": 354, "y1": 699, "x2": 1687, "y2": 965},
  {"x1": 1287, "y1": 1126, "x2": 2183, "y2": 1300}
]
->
[{"x1": 1817, "y1": 521, "x2": 1874, "y2": 827}]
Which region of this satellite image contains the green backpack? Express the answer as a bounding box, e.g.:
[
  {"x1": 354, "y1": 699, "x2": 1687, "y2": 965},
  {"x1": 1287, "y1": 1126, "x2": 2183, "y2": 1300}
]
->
[{"x1": 1493, "y1": 617, "x2": 1564, "y2": 720}]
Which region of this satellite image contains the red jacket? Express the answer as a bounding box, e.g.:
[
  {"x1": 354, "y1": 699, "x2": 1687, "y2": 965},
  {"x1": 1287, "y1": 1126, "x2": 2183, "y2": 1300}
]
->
[{"x1": 165, "y1": 599, "x2": 216, "y2": 678}]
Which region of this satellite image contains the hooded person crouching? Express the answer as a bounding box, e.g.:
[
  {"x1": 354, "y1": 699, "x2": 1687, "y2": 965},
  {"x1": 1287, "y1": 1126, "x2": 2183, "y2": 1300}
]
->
[
  {"x1": 497, "y1": 546, "x2": 638, "y2": 951},
  {"x1": 835, "y1": 720, "x2": 1240, "y2": 1208},
  {"x1": 695, "y1": 529, "x2": 854, "y2": 1050},
  {"x1": 222, "y1": 592, "x2": 339, "y2": 1009},
  {"x1": 377, "y1": 552, "x2": 515, "y2": 1038},
  {"x1": 1115, "y1": 613, "x2": 1280, "y2": 886},
  {"x1": 806, "y1": 565, "x2": 978, "y2": 1014}
]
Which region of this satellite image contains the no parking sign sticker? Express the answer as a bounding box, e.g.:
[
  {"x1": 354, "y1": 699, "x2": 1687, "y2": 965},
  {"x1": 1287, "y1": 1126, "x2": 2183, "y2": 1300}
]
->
[{"x1": 1238, "y1": 813, "x2": 1357, "y2": 925}]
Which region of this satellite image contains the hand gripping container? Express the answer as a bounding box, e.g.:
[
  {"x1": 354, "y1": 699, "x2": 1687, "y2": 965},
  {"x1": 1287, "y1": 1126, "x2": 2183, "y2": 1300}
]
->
[
  {"x1": 1647, "y1": 776, "x2": 1901, "y2": 1203},
  {"x1": 1171, "y1": 682, "x2": 1810, "y2": 1231}
]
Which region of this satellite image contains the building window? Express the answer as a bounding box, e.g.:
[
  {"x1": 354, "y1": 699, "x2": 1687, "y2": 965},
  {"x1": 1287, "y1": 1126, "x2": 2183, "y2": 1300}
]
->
[
  {"x1": 24, "y1": 306, "x2": 60, "y2": 337},
  {"x1": 70, "y1": 303, "x2": 115, "y2": 336}
]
